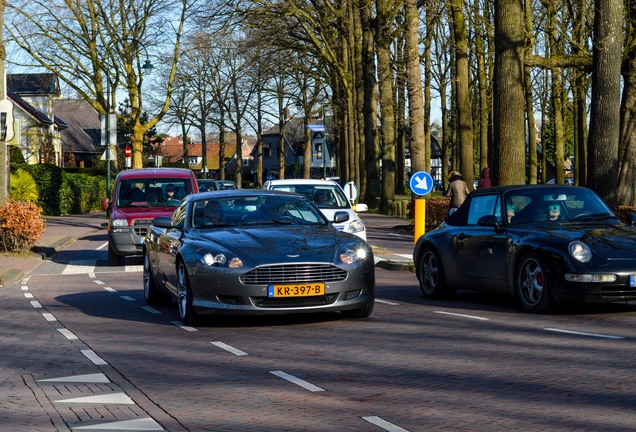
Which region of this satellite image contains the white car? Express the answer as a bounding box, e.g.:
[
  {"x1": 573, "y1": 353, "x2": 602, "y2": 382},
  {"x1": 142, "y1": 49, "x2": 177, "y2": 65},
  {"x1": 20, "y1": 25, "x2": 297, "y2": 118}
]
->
[{"x1": 263, "y1": 179, "x2": 368, "y2": 241}]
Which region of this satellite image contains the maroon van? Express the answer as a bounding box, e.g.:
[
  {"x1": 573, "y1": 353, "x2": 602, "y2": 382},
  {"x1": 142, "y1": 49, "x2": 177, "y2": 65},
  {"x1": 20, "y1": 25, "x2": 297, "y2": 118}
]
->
[{"x1": 103, "y1": 168, "x2": 199, "y2": 265}]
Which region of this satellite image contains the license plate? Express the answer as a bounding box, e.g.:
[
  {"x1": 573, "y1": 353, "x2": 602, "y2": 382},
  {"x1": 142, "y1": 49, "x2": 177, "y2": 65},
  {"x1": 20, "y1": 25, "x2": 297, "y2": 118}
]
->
[
  {"x1": 630, "y1": 275, "x2": 635, "y2": 287},
  {"x1": 267, "y1": 283, "x2": 325, "y2": 298}
]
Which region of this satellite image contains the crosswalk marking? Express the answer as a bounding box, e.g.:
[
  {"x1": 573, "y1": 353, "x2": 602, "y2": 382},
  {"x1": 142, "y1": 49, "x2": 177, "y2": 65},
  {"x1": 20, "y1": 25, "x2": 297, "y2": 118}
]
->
[
  {"x1": 62, "y1": 260, "x2": 97, "y2": 275},
  {"x1": 38, "y1": 373, "x2": 110, "y2": 384},
  {"x1": 53, "y1": 392, "x2": 134, "y2": 405},
  {"x1": 71, "y1": 418, "x2": 164, "y2": 430}
]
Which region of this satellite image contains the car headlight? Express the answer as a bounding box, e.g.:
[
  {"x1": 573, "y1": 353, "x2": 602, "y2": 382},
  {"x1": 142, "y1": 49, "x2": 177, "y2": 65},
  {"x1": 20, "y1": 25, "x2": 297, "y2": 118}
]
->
[
  {"x1": 340, "y1": 247, "x2": 368, "y2": 264},
  {"x1": 569, "y1": 241, "x2": 592, "y2": 263},
  {"x1": 348, "y1": 219, "x2": 365, "y2": 233},
  {"x1": 201, "y1": 252, "x2": 243, "y2": 268}
]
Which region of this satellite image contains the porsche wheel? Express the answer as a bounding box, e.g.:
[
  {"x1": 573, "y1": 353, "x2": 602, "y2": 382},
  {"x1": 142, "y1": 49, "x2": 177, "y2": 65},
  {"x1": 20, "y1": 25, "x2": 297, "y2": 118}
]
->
[
  {"x1": 418, "y1": 246, "x2": 454, "y2": 299},
  {"x1": 177, "y1": 261, "x2": 198, "y2": 326},
  {"x1": 515, "y1": 252, "x2": 556, "y2": 313},
  {"x1": 143, "y1": 253, "x2": 164, "y2": 305}
]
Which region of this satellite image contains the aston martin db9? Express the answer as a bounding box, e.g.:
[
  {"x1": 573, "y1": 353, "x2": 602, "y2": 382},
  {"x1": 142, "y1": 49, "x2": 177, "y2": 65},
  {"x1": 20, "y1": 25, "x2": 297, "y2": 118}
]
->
[
  {"x1": 143, "y1": 190, "x2": 375, "y2": 324},
  {"x1": 414, "y1": 185, "x2": 636, "y2": 313}
]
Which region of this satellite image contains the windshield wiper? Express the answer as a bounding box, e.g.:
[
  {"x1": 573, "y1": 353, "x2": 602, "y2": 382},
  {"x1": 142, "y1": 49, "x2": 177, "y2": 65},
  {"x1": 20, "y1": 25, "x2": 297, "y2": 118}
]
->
[{"x1": 571, "y1": 212, "x2": 618, "y2": 222}]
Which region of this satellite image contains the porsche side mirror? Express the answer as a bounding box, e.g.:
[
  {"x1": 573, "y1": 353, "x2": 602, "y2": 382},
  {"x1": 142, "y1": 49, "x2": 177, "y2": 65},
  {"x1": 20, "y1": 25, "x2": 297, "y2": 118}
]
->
[
  {"x1": 628, "y1": 213, "x2": 636, "y2": 227},
  {"x1": 478, "y1": 214, "x2": 500, "y2": 228}
]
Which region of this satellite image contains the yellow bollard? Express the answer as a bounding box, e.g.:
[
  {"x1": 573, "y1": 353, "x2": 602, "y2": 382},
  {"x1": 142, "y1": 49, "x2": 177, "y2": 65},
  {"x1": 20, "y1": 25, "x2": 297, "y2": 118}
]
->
[{"x1": 414, "y1": 198, "x2": 426, "y2": 245}]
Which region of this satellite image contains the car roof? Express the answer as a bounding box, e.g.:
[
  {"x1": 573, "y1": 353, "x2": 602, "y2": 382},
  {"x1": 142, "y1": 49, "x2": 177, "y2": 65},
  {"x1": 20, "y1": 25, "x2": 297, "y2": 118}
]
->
[
  {"x1": 470, "y1": 184, "x2": 590, "y2": 196},
  {"x1": 189, "y1": 189, "x2": 302, "y2": 200},
  {"x1": 115, "y1": 168, "x2": 195, "y2": 180}
]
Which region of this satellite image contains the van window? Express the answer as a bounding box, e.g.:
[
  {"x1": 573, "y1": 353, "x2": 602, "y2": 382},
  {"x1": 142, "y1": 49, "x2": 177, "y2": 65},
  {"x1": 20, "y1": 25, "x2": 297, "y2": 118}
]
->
[{"x1": 116, "y1": 178, "x2": 193, "y2": 208}]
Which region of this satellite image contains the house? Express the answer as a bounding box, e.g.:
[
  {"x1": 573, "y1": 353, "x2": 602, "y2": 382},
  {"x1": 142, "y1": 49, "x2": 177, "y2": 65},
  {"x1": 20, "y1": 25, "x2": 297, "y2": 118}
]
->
[
  {"x1": 157, "y1": 134, "x2": 255, "y2": 179},
  {"x1": 6, "y1": 73, "x2": 100, "y2": 168},
  {"x1": 257, "y1": 116, "x2": 335, "y2": 181}
]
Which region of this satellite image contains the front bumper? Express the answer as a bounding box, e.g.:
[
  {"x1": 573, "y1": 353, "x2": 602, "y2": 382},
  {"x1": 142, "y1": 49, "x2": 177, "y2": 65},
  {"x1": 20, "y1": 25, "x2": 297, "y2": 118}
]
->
[
  {"x1": 108, "y1": 225, "x2": 149, "y2": 257},
  {"x1": 551, "y1": 273, "x2": 636, "y2": 303}
]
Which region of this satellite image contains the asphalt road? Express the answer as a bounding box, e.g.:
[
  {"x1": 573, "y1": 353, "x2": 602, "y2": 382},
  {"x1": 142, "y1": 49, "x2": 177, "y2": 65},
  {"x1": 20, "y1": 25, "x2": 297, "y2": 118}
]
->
[{"x1": 4, "y1": 230, "x2": 636, "y2": 431}]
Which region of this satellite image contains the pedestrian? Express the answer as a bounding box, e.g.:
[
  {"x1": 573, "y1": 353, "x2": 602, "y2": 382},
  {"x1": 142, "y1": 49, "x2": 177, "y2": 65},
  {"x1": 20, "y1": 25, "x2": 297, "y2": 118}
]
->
[
  {"x1": 477, "y1": 167, "x2": 494, "y2": 189},
  {"x1": 444, "y1": 171, "x2": 470, "y2": 214}
]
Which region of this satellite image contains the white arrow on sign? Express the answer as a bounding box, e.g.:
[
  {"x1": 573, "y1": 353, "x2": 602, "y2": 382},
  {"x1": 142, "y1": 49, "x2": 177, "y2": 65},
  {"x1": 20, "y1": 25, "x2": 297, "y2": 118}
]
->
[{"x1": 413, "y1": 175, "x2": 429, "y2": 191}]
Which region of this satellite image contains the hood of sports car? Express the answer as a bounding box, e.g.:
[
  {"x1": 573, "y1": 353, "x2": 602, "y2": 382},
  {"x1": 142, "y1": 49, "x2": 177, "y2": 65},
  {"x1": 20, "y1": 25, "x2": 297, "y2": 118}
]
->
[
  {"x1": 540, "y1": 223, "x2": 636, "y2": 258},
  {"x1": 195, "y1": 225, "x2": 354, "y2": 265}
]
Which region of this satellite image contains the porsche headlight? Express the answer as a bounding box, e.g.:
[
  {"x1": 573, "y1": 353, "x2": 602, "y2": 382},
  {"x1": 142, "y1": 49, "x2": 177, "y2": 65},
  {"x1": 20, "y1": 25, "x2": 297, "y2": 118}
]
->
[
  {"x1": 569, "y1": 241, "x2": 592, "y2": 263},
  {"x1": 348, "y1": 219, "x2": 365, "y2": 234},
  {"x1": 340, "y1": 247, "x2": 368, "y2": 264}
]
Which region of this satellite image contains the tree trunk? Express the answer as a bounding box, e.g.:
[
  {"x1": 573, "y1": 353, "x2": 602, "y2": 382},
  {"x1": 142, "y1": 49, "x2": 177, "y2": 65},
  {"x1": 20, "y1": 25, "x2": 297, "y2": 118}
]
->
[
  {"x1": 493, "y1": 0, "x2": 525, "y2": 185},
  {"x1": 450, "y1": 0, "x2": 475, "y2": 186},
  {"x1": 587, "y1": 0, "x2": 623, "y2": 208},
  {"x1": 618, "y1": 0, "x2": 636, "y2": 206}
]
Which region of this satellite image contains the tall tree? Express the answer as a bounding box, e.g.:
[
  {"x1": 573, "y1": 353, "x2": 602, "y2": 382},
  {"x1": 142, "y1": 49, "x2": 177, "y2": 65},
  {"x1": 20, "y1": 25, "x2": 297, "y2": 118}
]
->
[
  {"x1": 618, "y1": 0, "x2": 636, "y2": 205},
  {"x1": 587, "y1": 0, "x2": 623, "y2": 208}
]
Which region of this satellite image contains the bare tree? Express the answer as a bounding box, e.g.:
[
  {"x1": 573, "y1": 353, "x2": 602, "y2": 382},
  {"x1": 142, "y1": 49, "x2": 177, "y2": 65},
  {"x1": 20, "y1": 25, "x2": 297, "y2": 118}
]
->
[{"x1": 6, "y1": 0, "x2": 190, "y2": 168}]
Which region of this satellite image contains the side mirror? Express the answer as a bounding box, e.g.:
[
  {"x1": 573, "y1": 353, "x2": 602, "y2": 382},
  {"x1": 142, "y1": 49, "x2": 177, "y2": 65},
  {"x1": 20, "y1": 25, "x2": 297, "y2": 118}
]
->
[
  {"x1": 333, "y1": 211, "x2": 350, "y2": 223},
  {"x1": 628, "y1": 213, "x2": 636, "y2": 227},
  {"x1": 101, "y1": 197, "x2": 110, "y2": 211},
  {"x1": 152, "y1": 216, "x2": 174, "y2": 229},
  {"x1": 477, "y1": 214, "x2": 501, "y2": 228},
  {"x1": 354, "y1": 203, "x2": 368, "y2": 212}
]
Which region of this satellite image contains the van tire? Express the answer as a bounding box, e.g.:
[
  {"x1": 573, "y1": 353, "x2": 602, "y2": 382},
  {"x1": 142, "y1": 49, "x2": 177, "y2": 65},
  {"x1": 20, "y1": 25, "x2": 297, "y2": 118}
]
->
[{"x1": 108, "y1": 243, "x2": 121, "y2": 266}]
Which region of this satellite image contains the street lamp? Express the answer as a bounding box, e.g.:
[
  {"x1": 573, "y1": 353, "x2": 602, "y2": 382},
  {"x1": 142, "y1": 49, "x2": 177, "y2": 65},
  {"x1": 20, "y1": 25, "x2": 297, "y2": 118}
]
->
[{"x1": 103, "y1": 38, "x2": 154, "y2": 204}]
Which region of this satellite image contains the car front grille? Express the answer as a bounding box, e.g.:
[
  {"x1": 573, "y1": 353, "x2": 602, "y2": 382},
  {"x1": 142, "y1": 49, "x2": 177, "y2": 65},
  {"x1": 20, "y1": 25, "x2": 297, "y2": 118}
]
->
[
  {"x1": 240, "y1": 264, "x2": 347, "y2": 285},
  {"x1": 132, "y1": 219, "x2": 153, "y2": 237},
  {"x1": 599, "y1": 285, "x2": 636, "y2": 300},
  {"x1": 251, "y1": 294, "x2": 339, "y2": 308}
]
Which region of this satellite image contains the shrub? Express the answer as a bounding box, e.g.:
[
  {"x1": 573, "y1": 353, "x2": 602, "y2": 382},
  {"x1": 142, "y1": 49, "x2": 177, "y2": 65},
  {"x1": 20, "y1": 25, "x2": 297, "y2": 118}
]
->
[
  {"x1": 0, "y1": 200, "x2": 46, "y2": 254},
  {"x1": 10, "y1": 169, "x2": 39, "y2": 202},
  {"x1": 20, "y1": 163, "x2": 63, "y2": 215},
  {"x1": 60, "y1": 172, "x2": 107, "y2": 214}
]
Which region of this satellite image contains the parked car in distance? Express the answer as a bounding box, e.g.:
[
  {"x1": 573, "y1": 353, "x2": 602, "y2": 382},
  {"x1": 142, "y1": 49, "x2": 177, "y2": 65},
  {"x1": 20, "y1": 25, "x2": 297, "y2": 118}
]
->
[
  {"x1": 216, "y1": 180, "x2": 237, "y2": 189},
  {"x1": 262, "y1": 179, "x2": 368, "y2": 241},
  {"x1": 547, "y1": 178, "x2": 574, "y2": 185},
  {"x1": 143, "y1": 190, "x2": 375, "y2": 324},
  {"x1": 103, "y1": 168, "x2": 198, "y2": 266},
  {"x1": 414, "y1": 184, "x2": 636, "y2": 313},
  {"x1": 197, "y1": 179, "x2": 221, "y2": 192}
]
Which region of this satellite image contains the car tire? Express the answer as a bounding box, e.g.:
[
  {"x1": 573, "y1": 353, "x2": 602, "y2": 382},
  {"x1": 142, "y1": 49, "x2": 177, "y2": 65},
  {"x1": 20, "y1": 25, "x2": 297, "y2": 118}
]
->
[
  {"x1": 418, "y1": 246, "x2": 454, "y2": 299},
  {"x1": 177, "y1": 260, "x2": 198, "y2": 326},
  {"x1": 108, "y1": 242, "x2": 121, "y2": 266},
  {"x1": 341, "y1": 301, "x2": 374, "y2": 319},
  {"x1": 143, "y1": 253, "x2": 165, "y2": 305},
  {"x1": 515, "y1": 252, "x2": 556, "y2": 313}
]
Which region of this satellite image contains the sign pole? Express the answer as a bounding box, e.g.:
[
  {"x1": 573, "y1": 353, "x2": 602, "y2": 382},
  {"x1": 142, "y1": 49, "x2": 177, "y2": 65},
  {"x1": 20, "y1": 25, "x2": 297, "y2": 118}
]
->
[{"x1": 409, "y1": 171, "x2": 434, "y2": 245}]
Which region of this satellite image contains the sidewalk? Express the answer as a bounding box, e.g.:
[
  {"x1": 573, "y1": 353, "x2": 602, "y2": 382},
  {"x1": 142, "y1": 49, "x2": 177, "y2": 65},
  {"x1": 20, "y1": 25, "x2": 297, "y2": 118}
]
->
[
  {"x1": 0, "y1": 212, "x2": 107, "y2": 287},
  {"x1": 0, "y1": 211, "x2": 415, "y2": 287}
]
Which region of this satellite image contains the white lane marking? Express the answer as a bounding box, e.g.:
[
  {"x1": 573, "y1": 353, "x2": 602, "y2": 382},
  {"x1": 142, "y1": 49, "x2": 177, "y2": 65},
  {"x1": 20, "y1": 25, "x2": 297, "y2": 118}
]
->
[
  {"x1": 97, "y1": 242, "x2": 108, "y2": 251},
  {"x1": 269, "y1": 370, "x2": 324, "y2": 392},
  {"x1": 125, "y1": 265, "x2": 143, "y2": 273},
  {"x1": 211, "y1": 341, "x2": 248, "y2": 356},
  {"x1": 120, "y1": 295, "x2": 136, "y2": 301},
  {"x1": 362, "y1": 416, "x2": 410, "y2": 432},
  {"x1": 141, "y1": 306, "x2": 161, "y2": 314},
  {"x1": 376, "y1": 299, "x2": 400, "y2": 306},
  {"x1": 21, "y1": 285, "x2": 28, "y2": 291},
  {"x1": 42, "y1": 313, "x2": 57, "y2": 322},
  {"x1": 170, "y1": 320, "x2": 197, "y2": 332},
  {"x1": 57, "y1": 328, "x2": 78, "y2": 340},
  {"x1": 93, "y1": 280, "x2": 105, "y2": 285},
  {"x1": 53, "y1": 392, "x2": 134, "y2": 405},
  {"x1": 88, "y1": 272, "x2": 96, "y2": 278},
  {"x1": 433, "y1": 310, "x2": 490, "y2": 321},
  {"x1": 24, "y1": 292, "x2": 34, "y2": 299},
  {"x1": 62, "y1": 259, "x2": 96, "y2": 275},
  {"x1": 30, "y1": 300, "x2": 42, "y2": 309},
  {"x1": 72, "y1": 418, "x2": 164, "y2": 430},
  {"x1": 104, "y1": 287, "x2": 117, "y2": 293},
  {"x1": 81, "y1": 349, "x2": 108, "y2": 366},
  {"x1": 544, "y1": 328, "x2": 625, "y2": 340},
  {"x1": 38, "y1": 373, "x2": 110, "y2": 384}
]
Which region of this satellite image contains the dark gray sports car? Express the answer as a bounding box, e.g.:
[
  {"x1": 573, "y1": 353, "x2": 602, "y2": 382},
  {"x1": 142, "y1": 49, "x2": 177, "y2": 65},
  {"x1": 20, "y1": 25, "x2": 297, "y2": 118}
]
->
[
  {"x1": 414, "y1": 185, "x2": 636, "y2": 313},
  {"x1": 143, "y1": 190, "x2": 375, "y2": 324}
]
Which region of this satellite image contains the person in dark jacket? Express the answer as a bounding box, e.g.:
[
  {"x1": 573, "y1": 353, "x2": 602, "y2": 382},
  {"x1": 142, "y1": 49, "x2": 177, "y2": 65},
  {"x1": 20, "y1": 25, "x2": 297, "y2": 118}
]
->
[
  {"x1": 477, "y1": 167, "x2": 494, "y2": 189},
  {"x1": 444, "y1": 171, "x2": 470, "y2": 213}
]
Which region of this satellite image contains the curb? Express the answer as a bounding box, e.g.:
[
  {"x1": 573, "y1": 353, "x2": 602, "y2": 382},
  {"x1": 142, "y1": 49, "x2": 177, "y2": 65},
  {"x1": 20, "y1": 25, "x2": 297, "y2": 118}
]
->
[{"x1": 375, "y1": 259, "x2": 416, "y2": 273}]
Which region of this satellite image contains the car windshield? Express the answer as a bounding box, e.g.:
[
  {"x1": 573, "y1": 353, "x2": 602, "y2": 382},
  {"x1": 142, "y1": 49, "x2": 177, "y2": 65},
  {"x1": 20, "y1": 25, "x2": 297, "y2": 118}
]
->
[
  {"x1": 269, "y1": 184, "x2": 350, "y2": 209},
  {"x1": 505, "y1": 188, "x2": 616, "y2": 224},
  {"x1": 116, "y1": 178, "x2": 192, "y2": 208},
  {"x1": 191, "y1": 195, "x2": 327, "y2": 228}
]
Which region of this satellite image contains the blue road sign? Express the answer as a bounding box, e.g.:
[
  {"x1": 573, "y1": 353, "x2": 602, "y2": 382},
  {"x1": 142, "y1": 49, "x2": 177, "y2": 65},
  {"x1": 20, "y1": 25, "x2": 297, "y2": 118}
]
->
[
  {"x1": 306, "y1": 124, "x2": 324, "y2": 132},
  {"x1": 409, "y1": 171, "x2": 434, "y2": 196}
]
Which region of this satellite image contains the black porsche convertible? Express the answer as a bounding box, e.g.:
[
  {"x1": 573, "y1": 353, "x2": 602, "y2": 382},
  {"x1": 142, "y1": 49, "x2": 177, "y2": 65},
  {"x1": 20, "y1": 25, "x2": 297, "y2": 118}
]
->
[{"x1": 414, "y1": 184, "x2": 636, "y2": 313}]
